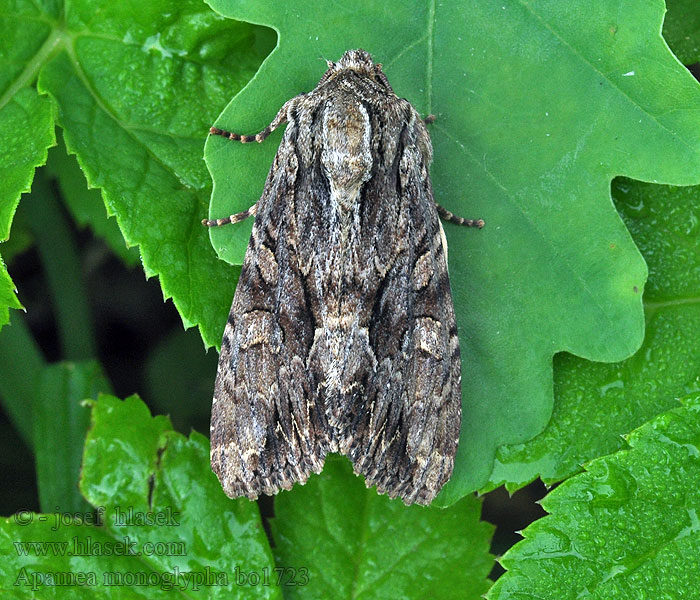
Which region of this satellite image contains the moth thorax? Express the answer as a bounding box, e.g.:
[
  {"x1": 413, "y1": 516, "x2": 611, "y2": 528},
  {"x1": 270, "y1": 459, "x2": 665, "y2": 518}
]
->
[{"x1": 321, "y1": 99, "x2": 373, "y2": 211}]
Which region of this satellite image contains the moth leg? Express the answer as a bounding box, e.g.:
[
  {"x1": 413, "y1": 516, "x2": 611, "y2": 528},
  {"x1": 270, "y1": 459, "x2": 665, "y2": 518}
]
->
[
  {"x1": 202, "y1": 203, "x2": 257, "y2": 227},
  {"x1": 435, "y1": 204, "x2": 484, "y2": 228},
  {"x1": 423, "y1": 114, "x2": 436, "y2": 124},
  {"x1": 209, "y1": 97, "x2": 298, "y2": 144}
]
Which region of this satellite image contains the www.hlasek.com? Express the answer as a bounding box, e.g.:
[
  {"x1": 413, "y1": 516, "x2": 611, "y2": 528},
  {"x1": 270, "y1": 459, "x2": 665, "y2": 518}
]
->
[{"x1": 14, "y1": 536, "x2": 185, "y2": 558}]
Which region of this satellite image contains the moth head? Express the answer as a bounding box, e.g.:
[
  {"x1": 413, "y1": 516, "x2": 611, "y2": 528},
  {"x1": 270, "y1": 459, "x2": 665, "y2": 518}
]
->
[{"x1": 319, "y1": 49, "x2": 394, "y2": 92}]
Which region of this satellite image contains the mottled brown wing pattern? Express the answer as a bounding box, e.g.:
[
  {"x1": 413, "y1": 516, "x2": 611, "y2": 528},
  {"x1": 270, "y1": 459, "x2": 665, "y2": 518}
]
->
[
  {"x1": 333, "y1": 108, "x2": 461, "y2": 505},
  {"x1": 209, "y1": 49, "x2": 479, "y2": 505},
  {"x1": 210, "y1": 135, "x2": 329, "y2": 499}
]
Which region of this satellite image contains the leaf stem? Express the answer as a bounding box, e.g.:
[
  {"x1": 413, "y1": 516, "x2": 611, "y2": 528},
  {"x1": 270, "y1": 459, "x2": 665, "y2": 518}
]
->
[
  {"x1": 0, "y1": 311, "x2": 45, "y2": 448},
  {"x1": 25, "y1": 169, "x2": 97, "y2": 360}
]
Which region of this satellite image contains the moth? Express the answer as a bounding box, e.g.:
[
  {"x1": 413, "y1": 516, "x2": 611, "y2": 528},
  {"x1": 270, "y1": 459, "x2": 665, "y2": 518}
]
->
[{"x1": 205, "y1": 49, "x2": 483, "y2": 505}]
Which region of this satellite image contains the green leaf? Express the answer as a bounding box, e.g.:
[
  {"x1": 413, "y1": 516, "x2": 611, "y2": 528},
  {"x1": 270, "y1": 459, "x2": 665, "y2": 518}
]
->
[
  {"x1": 33, "y1": 360, "x2": 111, "y2": 514},
  {"x1": 0, "y1": 259, "x2": 22, "y2": 330},
  {"x1": 488, "y1": 178, "x2": 700, "y2": 491},
  {"x1": 0, "y1": 2, "x2": 57, "y2": 327},
  {"x1": 204, "y1": 0, "x2": 700, "y2": 501},
  {"x1": 0, "y1": 394, "x2": 280, "y2": 599},
  {"x1": 271, "y1": 456, "x2": 494, "y2": 600},
  {"x1": 1, "y1": 0, "x2": 274, "y2": 346},
  {"x1": 488, "y1": 0, "x2": 700, "y2": 492},
  {"x1": 45, "y1": 136, "x2": 140, "y2": 267},
  {"x1": 488, "y1": 393, "x2": 700, "y2": 600},
  {"x1": 0, "y1": 87, "x2": 54, "y2": 236}
]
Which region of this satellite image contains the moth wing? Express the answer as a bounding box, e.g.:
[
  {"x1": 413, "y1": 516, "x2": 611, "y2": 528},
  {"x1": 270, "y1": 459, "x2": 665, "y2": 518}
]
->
[
  {"x1": 343, "y1": 114, "x2": 462, "y2": 505},
  {"x1": 210, "y1": 142, "x2": 327, "y2": 500}
]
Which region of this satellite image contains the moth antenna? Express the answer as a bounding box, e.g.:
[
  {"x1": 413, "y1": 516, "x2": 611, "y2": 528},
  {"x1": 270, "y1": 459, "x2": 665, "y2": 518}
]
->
[{"x1": 375, "y1": 69, "x2": 394, "y2": 93}]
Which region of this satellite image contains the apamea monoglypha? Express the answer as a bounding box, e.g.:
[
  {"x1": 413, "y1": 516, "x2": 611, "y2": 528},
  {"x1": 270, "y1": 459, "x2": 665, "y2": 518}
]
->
[{"x1": 205, "y1": 49, "x2": 483, "y2": 505}]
